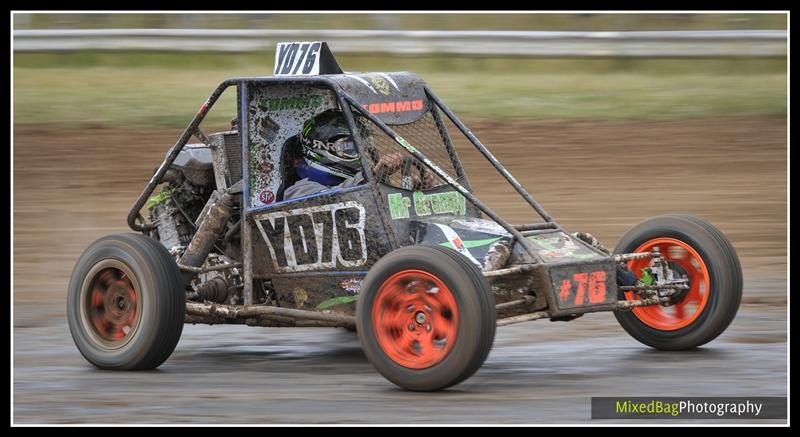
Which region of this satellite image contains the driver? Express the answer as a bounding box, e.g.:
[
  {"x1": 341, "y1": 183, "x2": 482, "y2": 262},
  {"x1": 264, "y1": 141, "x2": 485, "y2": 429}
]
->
[{"x1": 283, "y1": 109, "x2": 432, "y2": 200}]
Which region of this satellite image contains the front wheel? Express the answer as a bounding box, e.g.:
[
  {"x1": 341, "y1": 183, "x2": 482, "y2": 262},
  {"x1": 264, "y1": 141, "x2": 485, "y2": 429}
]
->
[
  {"x1": 67, "y1": 233, "x2": 185, "y2": 369},
  {"x1": 614, "y1": 214, "x2": 742, "y2": 350},
  {"x1": 357, "y1": 245, "x2": 496, "y2": 391}
]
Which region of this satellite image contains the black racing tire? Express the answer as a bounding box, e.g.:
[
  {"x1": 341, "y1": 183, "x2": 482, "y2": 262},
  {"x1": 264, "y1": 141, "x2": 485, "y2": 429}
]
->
[
  {"x1": 67, "y1": 233, "x2": 185, "y2": 369},
  {"x1": 613, "y1": 214, "x2": 742, "y2": 350},
  {"x1": 356, "y1": 245, "x2": 496, "y2": 391}
]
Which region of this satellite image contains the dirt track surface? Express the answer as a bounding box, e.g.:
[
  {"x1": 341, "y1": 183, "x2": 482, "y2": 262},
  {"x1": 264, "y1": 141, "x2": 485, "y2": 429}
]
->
[{"x1": 13, "y1": 117, "x2": 787, "y2": 423}]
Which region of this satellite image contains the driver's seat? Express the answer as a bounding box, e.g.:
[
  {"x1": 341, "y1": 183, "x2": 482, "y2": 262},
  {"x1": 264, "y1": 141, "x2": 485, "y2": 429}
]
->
[{"x1": 275, "y1": 135, "x2": 303, "y2": 202}]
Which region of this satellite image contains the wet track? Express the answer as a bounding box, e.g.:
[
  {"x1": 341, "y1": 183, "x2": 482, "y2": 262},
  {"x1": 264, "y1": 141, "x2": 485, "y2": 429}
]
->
[
  {"x1": 13, "y1": 117, "x2": 787, "y2": 423},
  {"x1": 13, "y1": 300, "x2": 787, "y2": 423}
]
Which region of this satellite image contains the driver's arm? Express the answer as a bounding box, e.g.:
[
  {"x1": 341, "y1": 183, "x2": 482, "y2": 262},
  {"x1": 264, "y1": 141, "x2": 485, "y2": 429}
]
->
[{"x1": 375, "y1": 152, "x2": 434, "y2": 189}]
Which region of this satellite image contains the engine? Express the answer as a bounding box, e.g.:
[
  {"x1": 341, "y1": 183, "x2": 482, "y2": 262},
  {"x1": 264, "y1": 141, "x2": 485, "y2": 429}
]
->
[
  {"x1": 147, "y1": 143, "x2": 250, "y2": 305},
  {"x1": 147, "y1": 144, "x2": 215, "y2": 250}
]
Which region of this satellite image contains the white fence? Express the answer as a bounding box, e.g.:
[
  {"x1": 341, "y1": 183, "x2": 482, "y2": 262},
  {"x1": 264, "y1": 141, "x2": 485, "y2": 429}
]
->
[{"x1": 13, "y1": 29, "x2": 787, "y2": 57}]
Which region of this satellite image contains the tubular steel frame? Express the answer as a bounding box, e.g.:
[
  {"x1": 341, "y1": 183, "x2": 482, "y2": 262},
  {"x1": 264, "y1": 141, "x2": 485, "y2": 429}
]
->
[
  {"x1": 128, "y1": 76, "x2": 660, "y2": 327},
  {"x1": 128, "y1": 76, "x2": 558, "y2": 265}
]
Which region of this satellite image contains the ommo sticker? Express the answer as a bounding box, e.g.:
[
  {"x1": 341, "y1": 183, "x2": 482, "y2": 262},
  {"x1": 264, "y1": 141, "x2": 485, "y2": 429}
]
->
[{"x1": 362, "y1": 100, "x2": 424, "y2": 114}]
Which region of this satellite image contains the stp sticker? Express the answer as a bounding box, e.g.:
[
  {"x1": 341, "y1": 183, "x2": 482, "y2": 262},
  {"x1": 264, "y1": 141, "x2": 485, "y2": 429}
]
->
[{"x1": 259, "y1": 190, "x2": 275, "y2": 204}]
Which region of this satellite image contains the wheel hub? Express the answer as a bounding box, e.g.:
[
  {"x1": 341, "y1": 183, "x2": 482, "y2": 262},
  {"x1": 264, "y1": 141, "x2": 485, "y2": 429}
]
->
[
  {"x1": 627, "y1": 238, "x2": 710, "y2": 331},
  {"x1": 372, "y1": 270, "x2": 459, "y2": 369},
  {"x1": 86, "y1": 267, "x2": 139, "y2": 343},
  {"x1": 665, "y1": 262, "x2": 691, "y2": 304}
]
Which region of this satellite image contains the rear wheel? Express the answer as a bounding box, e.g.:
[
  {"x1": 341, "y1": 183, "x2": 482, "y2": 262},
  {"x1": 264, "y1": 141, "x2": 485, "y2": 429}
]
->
[
  {"x1": 614, "y1": 214, "x2": 742, "y2": 350},
  {"x1": 67, "y1": 233, "x2": 185, "y2": 369},
  {"x1": 357, "y1": 245, "x2": 496, "y2": 391}
]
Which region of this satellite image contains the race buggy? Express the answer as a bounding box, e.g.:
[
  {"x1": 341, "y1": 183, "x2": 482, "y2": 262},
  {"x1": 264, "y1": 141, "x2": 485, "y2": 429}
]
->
[{"x1": 68, "y1": 42, "x2": 742, "y2": 391}]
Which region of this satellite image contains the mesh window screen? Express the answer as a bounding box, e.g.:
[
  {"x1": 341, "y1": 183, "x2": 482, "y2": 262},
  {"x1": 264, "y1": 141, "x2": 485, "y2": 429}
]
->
[{"x1": 352, "y1": 107, "x2": 467, "y2": 191}]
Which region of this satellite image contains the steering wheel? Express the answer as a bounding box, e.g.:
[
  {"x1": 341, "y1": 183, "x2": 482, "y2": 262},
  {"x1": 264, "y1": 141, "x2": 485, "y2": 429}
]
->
[{"x1": 400, "y1": 157, "x2": 433, "y2": 190}]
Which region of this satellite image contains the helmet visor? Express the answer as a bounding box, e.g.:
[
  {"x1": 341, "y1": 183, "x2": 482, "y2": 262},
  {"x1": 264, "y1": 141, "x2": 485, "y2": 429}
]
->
[{"x1": 328, "y1": 136, "x2": 359, "y2": 161}]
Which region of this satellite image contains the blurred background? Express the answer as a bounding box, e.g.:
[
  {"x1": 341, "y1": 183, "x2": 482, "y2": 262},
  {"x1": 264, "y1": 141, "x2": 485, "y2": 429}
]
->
[
  {"x1": 12, "y1": 13, "x2": 787, "y2": 423},
  {"x1": 14, "y1": 12, "x2": 787, "y2": 300}
]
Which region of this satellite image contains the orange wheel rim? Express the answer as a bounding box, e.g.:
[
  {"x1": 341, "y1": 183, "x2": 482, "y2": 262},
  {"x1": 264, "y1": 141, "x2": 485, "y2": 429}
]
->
[
  {"x1": 372, "y1": 269, "x2": 459, "y2": 369},
  {"x1": 627, "y1": 238, "x2": 710, "y2": 331}
]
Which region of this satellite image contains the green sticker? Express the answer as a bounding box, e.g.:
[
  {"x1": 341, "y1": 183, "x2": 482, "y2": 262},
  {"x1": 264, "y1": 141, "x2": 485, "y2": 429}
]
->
[
  {"x1": 259, "y1": 95, "x2": 324, "y2": 112},
  {"x1": 640, "y1": 268, "x2": 654, "y2": 286},
  {"x1": 439, "y1": 237, "x2": 503, "y2": 250},
  {"x1": 387, "y1": 191, "x2": 467, "y2": 219},
  {"x1": 146, "y1": 187, "x2": 176, "y2": 209},
  {"x1": 395, "y1": 136, "x2": 418, "y2": 154},
  {"x1": 316, "y1": 295, "x2": 359, "y2": 309},
  {"x1": 388, "y1": 192, "x2": 412, "y2": 219},
  {"x1": 413, "y1": 190, "x2": 467, "y2": 216}
]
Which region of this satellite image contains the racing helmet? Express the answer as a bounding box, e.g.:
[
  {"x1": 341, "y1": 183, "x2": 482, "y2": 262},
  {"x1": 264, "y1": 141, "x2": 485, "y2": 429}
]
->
[{"x1": 297, "y1": 109, "x2": 361, "y2": 185}]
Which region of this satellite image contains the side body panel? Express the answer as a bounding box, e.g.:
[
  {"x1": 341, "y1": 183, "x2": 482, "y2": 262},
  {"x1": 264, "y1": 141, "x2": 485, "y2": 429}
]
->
[{"x1": 248, "y1": 187, "x2": 393, "y2": 313}]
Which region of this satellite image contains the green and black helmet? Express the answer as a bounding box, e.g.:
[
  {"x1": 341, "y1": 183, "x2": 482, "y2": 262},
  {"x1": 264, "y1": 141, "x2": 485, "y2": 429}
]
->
[{"x1": 298, "y1": 109, "x2": 362, "y2": 183}]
